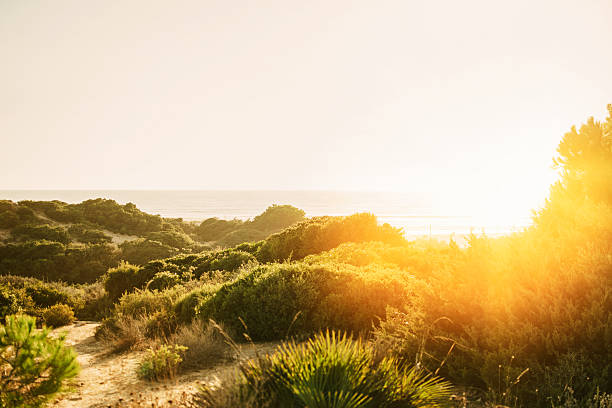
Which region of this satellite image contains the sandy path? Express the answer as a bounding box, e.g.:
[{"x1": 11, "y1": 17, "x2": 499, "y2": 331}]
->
[{"x1": 52, "y1": 322, "x2": 278, "y2": 408}]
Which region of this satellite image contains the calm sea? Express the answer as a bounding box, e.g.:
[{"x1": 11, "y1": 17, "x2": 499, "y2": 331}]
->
[{"x1": 0, "y1": 190, "x2": 531, "y2": 241}]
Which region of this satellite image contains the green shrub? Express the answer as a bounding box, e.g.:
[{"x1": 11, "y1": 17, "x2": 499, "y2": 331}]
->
[
  {"x1": 256, "y1": 213, "x2": 406, "y2": 263},
  {"x1": 174, "y1": 283, "x2": 221, "y2": 324},
  {"x1": 11, "y1": 224, "x2": 71, "y2": 244},
  {"x1": 0, "y1": 276, "x2": 105, "y2": 320},
  {"x1": 68, "y1": 224, "x2": 112, "y2": 244},
  {"x1": 198, "y1": 330, "x2": 451, "y2": 408},
  {"x1": 0, "y1": 240, "x2": 118, "y2": 283},
  {"x1": 218, "y1": 228, "x2": 266, "y2": 247},
  {"x1": 249, "y1": 204, "x2": 305, "y2": 233},
  {"x1": 119, "y1": 238, "x2": 178, "y2": 266},
  {"x1": 137, "y1": 344, "x2": 187, "y2": 381},
  {"x1": 0, "y1": 314, "x2": 79, "y2": 407},
  {"x1": 0, "y1": 210, "x2": 19, "y2": 229},
  {"x1": 25, "y1": 285, "x2": 71, "y2": 309},
  {"x1": 146, "y1": 230, "x2": 194, "y2": 249},
  {"x1": 197, "y1": 262, "x2": 417, "y2": 342},
  {"x1": 98, "y1": 287, "x2": 184, "y2": 346},
  {"x1": 42, "y1": 304, "x2": 75, "y2": 327},
  {"x1": 114, "y1": 288, "x2": 178, "y2": 318},
  {"x1": 196, "y1": 218, "x2": 244, "y2": 242},
  {"x1": 0, "y1": 285, "x2": 33, "y2": 320},
  {"x1": 146, "y1": 271, "x2": 182, "y2": 291},
  {"x1": 104, "y1": 262, "x2": 144, "y2": 300},
  {"x1": 207, "y1": 250, "x2": 256, "y2": 274}
]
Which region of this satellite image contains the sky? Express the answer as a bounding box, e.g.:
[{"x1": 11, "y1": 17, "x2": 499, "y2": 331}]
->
[{"x1": 1, "y1": 0, "x2": 611, "y2": 218}]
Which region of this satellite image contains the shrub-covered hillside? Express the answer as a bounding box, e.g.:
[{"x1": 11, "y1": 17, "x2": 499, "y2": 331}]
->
[{"x1": 0, "y1": 200, "x2": 305, "y2": 283}]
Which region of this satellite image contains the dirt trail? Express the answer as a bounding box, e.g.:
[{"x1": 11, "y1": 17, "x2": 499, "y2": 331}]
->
[{"x1": 52, "y1": 322, "x2": 277, "y2": 408}]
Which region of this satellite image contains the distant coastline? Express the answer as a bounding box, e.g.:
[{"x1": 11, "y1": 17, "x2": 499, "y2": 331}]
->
[{"x1": 0, "y1": 190, "x2": 530, "y2": 241}]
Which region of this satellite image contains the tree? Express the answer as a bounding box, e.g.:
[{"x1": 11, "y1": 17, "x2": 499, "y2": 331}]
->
[{"x1": 0, "y1": 314, "x2": 79, "y2": 407}]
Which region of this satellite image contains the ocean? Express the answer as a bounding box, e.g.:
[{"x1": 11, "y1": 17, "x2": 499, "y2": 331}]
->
[{"x1": 0, "y1": 190, "x2": 531, "y2": 241}]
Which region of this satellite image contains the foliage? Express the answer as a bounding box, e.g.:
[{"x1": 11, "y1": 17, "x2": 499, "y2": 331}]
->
[
  {"x1": 196, "y1": 218, "x2": 244, "y2": 242},
  {"x1": 104, "y1": 262, "x2": 145, "y2": 301},
  {"x1": 0, "y1": 210, "x2": 19, "y2": 229},
  {"x1": 67, "y1": 224, "x2": 112, "y2": 244},
  {"x1": 255, "y1": 213, "x2": 406, "y2": 263},
  {"x1": 0, "y1": 314, "x2": 79, "y2": 408},
  {"x1": 146, "y1": 271, "x2": 182, "y2": 291},
  {"x1": 195, "y1": 205, "x2": 305, "y2": 246},
  {"x1": 250, "y1": 204, "x2": 306, "y2": 234},
  {"x1": 146, "y1": 230, "x2": 194, "y2": 249},
  {"x1": 24, "y1": 285, "x2": 71, "y2": 309},
  {"x1": 173, "y1": 284, "x2": 221, "y2": 324},
  {"x1": 0, "y1": 240, "x2": 118, "y2": 283},
  {"x1": 119, "y1": 238, "x2": 178, "y2": 266},
  {"x1": 0, "y1": 285, "x2": 33, "y2": 319},
  {"x1": 218, "y1": 228, "x2": 266, "y2": 247},
  {"x1": 11, "y1": 224, "x2": 71, "y2": 244},
  {"x1": 42, "y1": 304, "x2": 75, "y2": 327},
  {"x1": 0, "y1": 276, "x2": 106, "y2": 320},
  {"x1": 137, "y1": 344, "x2": 187, "y2": 382},
  {"x1": 198, "y1": 330, "x2": 452, "y2": 408},
  {"x1": 196, "y1": 261, "x2": 417, "y2": 341}
]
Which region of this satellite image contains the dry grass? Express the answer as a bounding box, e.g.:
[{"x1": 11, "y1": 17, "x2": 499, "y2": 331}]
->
[
  {"x1": 98, "y1": 315, "x2": 151, "y2": 353},
  {"x1": 169, "y1": 319, "x2": 234, "y2": 370}
]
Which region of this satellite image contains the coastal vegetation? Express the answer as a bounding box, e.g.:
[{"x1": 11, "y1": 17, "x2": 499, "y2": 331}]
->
[{"x1": 0, "y1": 106, "x2": 610, "y2": 406}]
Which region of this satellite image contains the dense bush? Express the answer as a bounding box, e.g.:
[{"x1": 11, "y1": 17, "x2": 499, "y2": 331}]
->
[
  {"x1": 249, "y1": 204, "x2": 306, "y2": 233},
  {"x1": 0, "y1": 315, "x2": 79, "y2": 407},
  {"x1": 24, "y1": 284, "x2": 71, "y2": 309},
  {"x1": 255, "y1": 213, "x2": 406, "y2": 263},
  {"x1": 0, "y1": 276, "x2": 105, "y2": 320},
  {"x1": 104, "y1": 262, "x2": 145, "y2": 301},
  {"x1": 195, "y1": 205, "x2": 305, "y2": 246},
  {"x1": 198, "y1": 330, "x2": 451, "y2": 408},
  {"x1": 174, "y1": 283, "x2": 221, "y2": 324},
  {"x1": 137, "y1": 344, "x2": 187, "y2": 381},
  {"x1": 0, "y1": 210, "x2": 19, "y2": 229},
  {"x1": 146, "y1": 271, "x2": 182, "y2": 291},
  {"x1": 68, "y1": 224, "x2": 112, "y2": 244},
  {"x1": 42, "y1": 304, "x2": 75, "y2": 327},
  {"x1": 196, "y1": 218, "x2": 245, "y2": 242},
  {"x1": 0, "y1": 285, "x2": 33, "y2": 319},
  {"x1": 146, "y1": 230, "x2": 194, "y2": 249},
  {"x1": 11, "y1": 224, "x2": 71, "y2": 244},
  {"x1": 0, "y1": 240, "x2": 118, "y2": 283},
  {"x1": 96, "y1": 287, "x2": 186, "y2": 351},
  {"x1": 196, "y1": 261, "x2": 418, "y2": 341},
  {"x1": 0, "y1": 201, "x2": 41, "y2": 228},
  {"x1": 118, "y1": 238, "x2": 178, "y2": 266},
  {"x1": 218, "y1": 228, "x2": 266, "y2": 247}
]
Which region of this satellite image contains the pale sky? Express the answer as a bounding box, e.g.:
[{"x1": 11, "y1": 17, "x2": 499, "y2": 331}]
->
[{"x1": 1, "y1": 0, "x2": 611, "y2": 217}]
